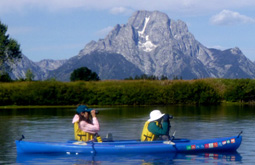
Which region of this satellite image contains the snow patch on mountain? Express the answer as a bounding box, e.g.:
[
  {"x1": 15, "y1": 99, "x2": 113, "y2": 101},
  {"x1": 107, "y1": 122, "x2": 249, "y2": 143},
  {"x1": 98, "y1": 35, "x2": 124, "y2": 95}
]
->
[
  {"x1": 139, "y1": 35, "x2": 157, "y2": 52},
  {"x1": 138, "y1": 17, "x2": 150, "y2": 36},
  {"x1": 138, "y1": 17, "x2": 157, "y2": 52}
]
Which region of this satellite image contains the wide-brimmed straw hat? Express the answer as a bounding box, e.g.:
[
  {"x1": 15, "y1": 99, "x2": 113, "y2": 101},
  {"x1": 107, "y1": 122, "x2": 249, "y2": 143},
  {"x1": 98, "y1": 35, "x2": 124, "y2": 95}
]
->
[{"x1": 148, "y1": 110, "x2": 165, "y2": 122}]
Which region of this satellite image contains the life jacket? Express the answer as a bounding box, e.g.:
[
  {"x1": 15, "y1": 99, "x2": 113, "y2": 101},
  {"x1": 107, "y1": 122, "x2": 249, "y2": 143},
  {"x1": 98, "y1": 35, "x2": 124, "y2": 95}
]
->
[
  {"x1": 74, "y1": 122, "x2": 94, "y2": 141},
  {"x1": 141, "y1": 121, "x2": 160, "y2": 141}
]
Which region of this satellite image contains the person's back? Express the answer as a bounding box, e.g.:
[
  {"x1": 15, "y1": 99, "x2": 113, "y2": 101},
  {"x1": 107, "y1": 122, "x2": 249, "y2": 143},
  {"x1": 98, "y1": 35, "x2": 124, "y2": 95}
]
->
[{"x1": 141, "y1": 110, "x2": 171, "y2": 141}]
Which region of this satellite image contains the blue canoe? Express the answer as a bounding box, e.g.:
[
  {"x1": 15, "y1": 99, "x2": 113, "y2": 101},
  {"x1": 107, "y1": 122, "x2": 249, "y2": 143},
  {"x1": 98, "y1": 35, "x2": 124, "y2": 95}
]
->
[{"x1": 16, "y1": 135, "x2": 242, "y2": 154}]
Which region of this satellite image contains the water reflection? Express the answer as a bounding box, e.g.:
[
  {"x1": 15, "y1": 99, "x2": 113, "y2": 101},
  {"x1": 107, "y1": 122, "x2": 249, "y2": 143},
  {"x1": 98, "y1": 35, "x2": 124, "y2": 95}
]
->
[{"x1": 16, "y1": 152, "x2": 242, "y2": 164}]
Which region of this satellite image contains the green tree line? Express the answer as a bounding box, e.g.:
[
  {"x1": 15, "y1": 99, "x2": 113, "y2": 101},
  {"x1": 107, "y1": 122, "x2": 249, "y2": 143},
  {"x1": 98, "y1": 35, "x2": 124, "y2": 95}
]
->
[{"x1": 1, "y1": 78, "x2": 255, "y2": 106}]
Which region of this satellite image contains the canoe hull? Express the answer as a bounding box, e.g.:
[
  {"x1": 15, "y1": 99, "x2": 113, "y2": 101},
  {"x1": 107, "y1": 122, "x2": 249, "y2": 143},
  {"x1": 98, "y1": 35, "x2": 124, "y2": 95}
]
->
[
  {"x1": 16, "y1": 135, "x2": 242, "y2": 154},
  {"x1": 175, "y1": 136, "x2": 242, "y2": 153}
]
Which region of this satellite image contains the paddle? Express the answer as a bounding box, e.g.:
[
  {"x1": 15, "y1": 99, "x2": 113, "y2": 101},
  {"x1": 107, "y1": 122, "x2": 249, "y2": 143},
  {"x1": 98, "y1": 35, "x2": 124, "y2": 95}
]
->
[
  {"x1": 19, "y1": 135, "x2": 25, "y2": 141},
  {"x1": 170, "y1": 131, "x2": 176, "y2": 141},
  {"x1": 237, "y1": 131, "x2": 243, "y2": 138}
]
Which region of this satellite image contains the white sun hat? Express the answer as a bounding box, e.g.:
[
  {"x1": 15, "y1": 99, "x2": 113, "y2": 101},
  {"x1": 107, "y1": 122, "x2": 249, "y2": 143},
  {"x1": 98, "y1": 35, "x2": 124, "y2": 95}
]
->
[{"x1": 148, "y1": 110, "x2": 165, "y2": 122}]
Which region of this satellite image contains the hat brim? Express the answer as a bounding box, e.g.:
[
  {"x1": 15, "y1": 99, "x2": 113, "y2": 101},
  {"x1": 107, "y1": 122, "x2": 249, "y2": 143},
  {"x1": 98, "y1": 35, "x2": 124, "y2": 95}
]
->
[
  {"x1": 84, "y1": 108, "x2": 93, "y2": 112},
  {"x1": 147, "y1": 113, "x2": 165, "y2": 122}
]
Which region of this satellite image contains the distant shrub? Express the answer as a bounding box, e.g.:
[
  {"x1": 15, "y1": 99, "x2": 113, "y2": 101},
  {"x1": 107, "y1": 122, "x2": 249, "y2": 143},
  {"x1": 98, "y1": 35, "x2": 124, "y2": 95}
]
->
[
  {"x1": 159, "y1": 80, "x2": 220, "y2": 105},
  {"x1": 2, "y1": 78, "x2": 255, "y2": 106},
  {"x1": 70, "y1": 67, "x2": 100, "y2": 81},
  {"x1": 191, "y1": 81, "x2": 221, "y2": 104},
  {"x1": 0, "y1": 73, "x2": 12, "y2": 82},
  {"x1": 224, "y1": 79, "x2": 255, "y2": 102}
]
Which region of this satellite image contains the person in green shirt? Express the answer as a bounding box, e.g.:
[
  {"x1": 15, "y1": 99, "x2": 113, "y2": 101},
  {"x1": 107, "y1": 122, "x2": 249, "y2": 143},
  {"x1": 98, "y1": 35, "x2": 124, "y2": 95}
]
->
[{"x1": 141, "y1": 110, "x2": 172, "y2": 141}]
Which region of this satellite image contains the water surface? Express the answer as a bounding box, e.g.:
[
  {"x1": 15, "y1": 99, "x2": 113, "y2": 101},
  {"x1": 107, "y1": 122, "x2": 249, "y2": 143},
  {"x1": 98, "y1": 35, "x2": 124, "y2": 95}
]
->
[{"x1": 0, "y1": 105, "x2": 254, "y2": 164}]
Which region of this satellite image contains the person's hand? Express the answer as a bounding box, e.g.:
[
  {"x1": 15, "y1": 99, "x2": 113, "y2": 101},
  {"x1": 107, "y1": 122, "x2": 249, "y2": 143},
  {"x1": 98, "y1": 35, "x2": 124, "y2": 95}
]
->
[
  {"x1": 90, "y1": 109, "x2": 96, "y2": 117},
  {"x1": 76, "y1": 114, "x2": 80, "y2": 119},
  {"x1": 162, "y1": 114, "x2": 169, "y2": 122}
]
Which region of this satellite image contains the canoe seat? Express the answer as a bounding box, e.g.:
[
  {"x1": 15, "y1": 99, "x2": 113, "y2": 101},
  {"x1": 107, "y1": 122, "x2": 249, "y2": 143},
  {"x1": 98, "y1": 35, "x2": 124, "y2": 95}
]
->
[{"x1": 102, "y1": 133, "x2": 113, "y2": 142}]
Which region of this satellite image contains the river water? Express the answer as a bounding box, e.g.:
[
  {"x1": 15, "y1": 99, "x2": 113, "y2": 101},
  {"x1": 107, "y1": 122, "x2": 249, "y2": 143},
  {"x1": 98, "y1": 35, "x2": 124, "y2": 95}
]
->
[{"x1": 0, "y1": 105, "x2": 255, "y2": 164}]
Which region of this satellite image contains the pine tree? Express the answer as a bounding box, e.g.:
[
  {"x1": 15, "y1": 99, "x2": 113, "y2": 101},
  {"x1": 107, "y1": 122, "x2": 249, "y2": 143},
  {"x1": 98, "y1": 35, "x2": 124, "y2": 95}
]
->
[{"x1": 0, "y1": 20, "x2": 22, "y2": 73}]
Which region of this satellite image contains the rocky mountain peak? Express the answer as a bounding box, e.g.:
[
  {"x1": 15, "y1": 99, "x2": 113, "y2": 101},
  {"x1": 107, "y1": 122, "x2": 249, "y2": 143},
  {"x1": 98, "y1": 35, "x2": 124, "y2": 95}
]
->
[
  {"x1": 81, "y1": 10, "x2": 195, "y2": 56},
  {"x1": 8, "y1": 10, "x2": 255, "y2": 81},
  {"x1": 128, "y1": 10, "x2": 169, "y2": 29},
  {"x1": 75, "y1": 10, "x2": 255, "y2": 80},
  {"x1": 36, "y1": 59, "x2": 67, "y2": 71},
  {"x1": 230, "y1": 47, "x2": 242, "y2": 55}
]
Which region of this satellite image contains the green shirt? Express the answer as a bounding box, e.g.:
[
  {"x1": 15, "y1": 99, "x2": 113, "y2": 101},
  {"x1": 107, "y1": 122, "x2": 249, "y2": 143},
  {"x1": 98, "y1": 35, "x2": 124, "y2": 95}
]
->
[{"x1": 148, "y1": 121, "x2": 169, "y2": 136}]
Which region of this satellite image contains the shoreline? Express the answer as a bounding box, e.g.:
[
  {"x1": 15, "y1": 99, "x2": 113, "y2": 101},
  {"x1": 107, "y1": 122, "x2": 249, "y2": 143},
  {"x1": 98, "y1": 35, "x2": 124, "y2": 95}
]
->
[{"x1": 1, "y1": 102, "x2": 255, "y2": 109}]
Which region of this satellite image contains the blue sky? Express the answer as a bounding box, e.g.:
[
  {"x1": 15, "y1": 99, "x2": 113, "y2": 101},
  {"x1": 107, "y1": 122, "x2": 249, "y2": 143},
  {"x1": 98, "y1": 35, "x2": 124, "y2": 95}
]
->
[{"x1": 0, "y1": 0, "x2": 255, "y2": 62}]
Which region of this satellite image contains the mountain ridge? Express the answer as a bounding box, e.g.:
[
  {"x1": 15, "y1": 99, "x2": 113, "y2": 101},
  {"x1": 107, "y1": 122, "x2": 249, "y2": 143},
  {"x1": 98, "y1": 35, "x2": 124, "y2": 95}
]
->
[{"x1": 8, "y1": 10, "x2": 255, "y2": 81}]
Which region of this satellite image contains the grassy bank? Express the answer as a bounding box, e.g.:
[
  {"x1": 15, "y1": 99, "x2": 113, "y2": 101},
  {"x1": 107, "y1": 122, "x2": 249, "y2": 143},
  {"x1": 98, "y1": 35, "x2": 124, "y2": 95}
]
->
[{"x1": 0, "y1": 78, "x2": 255, "y2": 106}]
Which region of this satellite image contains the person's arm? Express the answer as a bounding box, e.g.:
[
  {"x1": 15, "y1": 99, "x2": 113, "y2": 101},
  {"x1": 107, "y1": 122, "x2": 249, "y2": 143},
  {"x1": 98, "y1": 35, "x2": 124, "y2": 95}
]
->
[
  {"x1": 79, "y1": 117, "x2": 100, "y2": 134},
  {"x1": 148, "y1": 114, "x2": 170, "y2": 135},
  {"x1": 79, "y1": 110, "x2": 100, "y2": 134},
  {"x1": 72, "y1": 114, "x2": 79, "y2": 123},
  {"x1": 148, "y1": 121, "x2": 169, "y2": 135}
]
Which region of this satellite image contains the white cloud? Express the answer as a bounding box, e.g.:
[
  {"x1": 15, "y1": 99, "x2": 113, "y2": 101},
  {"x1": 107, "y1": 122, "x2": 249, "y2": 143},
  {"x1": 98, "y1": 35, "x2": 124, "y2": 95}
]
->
[
  {"x1": 210, "y1": 10, "x2": 255, "y2": 25},
  {"x1": 96, "y1": 26, "x2": 114, "y2": 37},
  {"x1": 110, "y1": 7, "x2": 133, "y2": 15}
]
